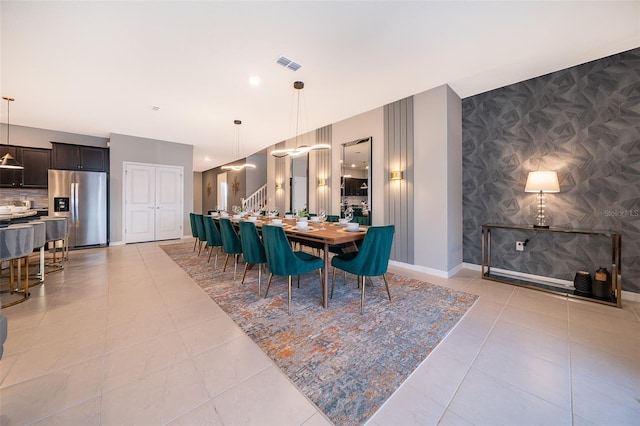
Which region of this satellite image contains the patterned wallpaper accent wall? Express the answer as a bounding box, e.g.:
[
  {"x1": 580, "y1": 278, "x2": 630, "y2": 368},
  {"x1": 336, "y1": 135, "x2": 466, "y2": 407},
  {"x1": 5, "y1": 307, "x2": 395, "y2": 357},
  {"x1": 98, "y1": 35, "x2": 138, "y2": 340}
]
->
[{"x1": 462, "y1": 48, "x2": 640, "y2": 293}]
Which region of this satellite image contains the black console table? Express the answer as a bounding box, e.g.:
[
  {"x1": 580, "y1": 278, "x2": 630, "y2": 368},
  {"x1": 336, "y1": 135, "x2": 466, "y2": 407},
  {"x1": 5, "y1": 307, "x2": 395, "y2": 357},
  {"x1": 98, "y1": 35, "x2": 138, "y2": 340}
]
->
[{"x1": 481, "y1": 224, "x2": 622, "y2": 308}]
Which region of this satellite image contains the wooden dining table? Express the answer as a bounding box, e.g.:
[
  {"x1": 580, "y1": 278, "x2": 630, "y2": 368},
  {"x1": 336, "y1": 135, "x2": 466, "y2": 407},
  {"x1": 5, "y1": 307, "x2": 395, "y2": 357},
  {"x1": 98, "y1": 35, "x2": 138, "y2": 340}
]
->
[{"x1": 215, "y1": 215, "x2": 367, "y2": 308}]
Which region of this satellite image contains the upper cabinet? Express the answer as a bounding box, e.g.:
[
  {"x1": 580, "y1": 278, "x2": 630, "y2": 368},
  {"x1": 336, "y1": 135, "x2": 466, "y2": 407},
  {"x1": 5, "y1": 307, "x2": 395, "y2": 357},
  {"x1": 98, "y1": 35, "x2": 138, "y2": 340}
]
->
[
  {"x1": 51, "y1": 142, "x2": 109, "y2": 172},
  {"x1": 0, "y1": 146, "x2": 51, "y2": 188}
]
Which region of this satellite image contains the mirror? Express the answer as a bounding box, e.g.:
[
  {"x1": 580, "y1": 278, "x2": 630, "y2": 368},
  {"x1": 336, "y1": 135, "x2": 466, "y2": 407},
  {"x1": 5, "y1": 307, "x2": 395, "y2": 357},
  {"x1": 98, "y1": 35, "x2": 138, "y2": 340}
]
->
[
  {"x1": 290, "y1": 154, "x2": 308, "y2": 214},
  {"x1": 341, "y1": 137, "x2": 371, "y2": 225}
]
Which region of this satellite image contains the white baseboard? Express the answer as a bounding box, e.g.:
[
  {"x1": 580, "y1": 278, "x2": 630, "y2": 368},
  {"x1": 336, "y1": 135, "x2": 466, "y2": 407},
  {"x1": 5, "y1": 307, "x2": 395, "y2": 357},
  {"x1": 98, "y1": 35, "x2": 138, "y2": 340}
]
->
[
  {"x1": 389, "y1": 260, "x2": 464, "y2": 279},
  {"x1": 109, "y1": 241, "x2": 124, "y2": 246}
]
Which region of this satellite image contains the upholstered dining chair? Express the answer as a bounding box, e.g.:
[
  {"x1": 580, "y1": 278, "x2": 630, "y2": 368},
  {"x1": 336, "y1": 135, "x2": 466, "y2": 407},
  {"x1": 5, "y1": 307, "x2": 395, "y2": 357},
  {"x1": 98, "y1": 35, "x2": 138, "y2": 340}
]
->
[
  {"x1": 331, "y1": 224, "x2": 395, "y2": 314},
  {"x1": 238, "y1": 221, "x2": 267, "y2": 296},
  {"x1": 219, "y1": 217, "x2": 243, "y2": 280},
  {"x1": 261, "y1": 224, "x2": 324, "y2": 314},
  {"x1": 189, "y1": 213, "x2": 199, "y2": 251},
  {"x1": 203, "y1": 216, "x2": 223, "y2": 267},
  {"x1": 326, "y1": 215, "x2": 339, "y2": 223},
  {"x1": 0, "y1": 225, "x2": 35, "y2": 308},
  {"x1": 193, "y1": 214, "x2": 207, "y2": 256}
]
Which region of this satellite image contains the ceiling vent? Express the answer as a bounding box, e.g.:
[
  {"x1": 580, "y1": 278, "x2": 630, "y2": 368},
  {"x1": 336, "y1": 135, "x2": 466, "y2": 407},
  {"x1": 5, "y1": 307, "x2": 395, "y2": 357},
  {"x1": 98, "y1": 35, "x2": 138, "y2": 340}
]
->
[{"x1": 275, "y1": 56, "x2": 302, "y2": 71}]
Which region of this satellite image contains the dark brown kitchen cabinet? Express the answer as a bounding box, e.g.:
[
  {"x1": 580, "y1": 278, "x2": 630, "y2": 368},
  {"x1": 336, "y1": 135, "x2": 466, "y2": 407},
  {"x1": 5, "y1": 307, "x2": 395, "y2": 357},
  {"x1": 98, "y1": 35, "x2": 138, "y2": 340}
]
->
[
  {"x1": 51, "y1": 142, "x2": 109, "y2": 172},
  {"x1": 0, "y1": 146, "x2": 51, "y2": 188}
]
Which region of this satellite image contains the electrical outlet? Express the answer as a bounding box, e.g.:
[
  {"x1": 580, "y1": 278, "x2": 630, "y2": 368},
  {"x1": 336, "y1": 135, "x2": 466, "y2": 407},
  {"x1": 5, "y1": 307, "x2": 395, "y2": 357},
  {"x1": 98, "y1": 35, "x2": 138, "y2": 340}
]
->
[{"x1": 516, "y1": 241, "x2": 525, "y2": 251}]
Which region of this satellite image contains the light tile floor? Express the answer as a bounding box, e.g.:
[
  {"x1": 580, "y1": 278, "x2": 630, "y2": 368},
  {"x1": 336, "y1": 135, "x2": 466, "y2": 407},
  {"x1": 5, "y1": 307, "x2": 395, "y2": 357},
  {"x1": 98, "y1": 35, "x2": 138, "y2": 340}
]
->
[{"x1": 0, "y1": 242, "x2": 638, "y2": 425}]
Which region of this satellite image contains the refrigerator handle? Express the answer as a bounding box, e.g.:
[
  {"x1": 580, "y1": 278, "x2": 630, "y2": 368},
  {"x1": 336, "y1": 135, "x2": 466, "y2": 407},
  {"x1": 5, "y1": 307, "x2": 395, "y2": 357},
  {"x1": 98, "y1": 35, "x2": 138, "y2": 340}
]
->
[{"x1": 71, "y1": 182, "x2": 77, "y2": 223}]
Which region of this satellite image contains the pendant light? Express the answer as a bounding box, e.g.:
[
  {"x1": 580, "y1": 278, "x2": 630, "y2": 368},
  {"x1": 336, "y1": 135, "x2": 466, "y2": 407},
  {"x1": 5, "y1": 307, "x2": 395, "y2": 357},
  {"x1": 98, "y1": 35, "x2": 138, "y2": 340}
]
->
[
  {"x1": 1, "y1": 96, "x2": 23, "y2": 169},
  {"x1": 221, "y1": 120, "x2": 256, "y2": 171},
  {"x1": 271, "y1": 81, "x2": 330, "y2": 158}
]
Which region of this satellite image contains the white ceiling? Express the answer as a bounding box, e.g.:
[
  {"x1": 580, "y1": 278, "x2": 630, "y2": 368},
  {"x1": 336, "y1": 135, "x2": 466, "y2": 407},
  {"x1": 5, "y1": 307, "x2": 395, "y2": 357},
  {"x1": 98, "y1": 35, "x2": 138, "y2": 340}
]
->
[{"x1": 1, "y1": 1, "x2": 638, "y2": 172}]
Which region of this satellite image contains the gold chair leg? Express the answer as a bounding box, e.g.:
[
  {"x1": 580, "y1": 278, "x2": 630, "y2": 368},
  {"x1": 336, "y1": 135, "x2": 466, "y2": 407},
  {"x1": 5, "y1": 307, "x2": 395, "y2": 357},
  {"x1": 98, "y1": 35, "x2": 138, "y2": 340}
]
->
[
  {"x1": 207, "y1": 246, "x2": 213, "y2": 262},
  {"x1": 383, "y1": 273, "x2": 392, "y2": 301},
  {"x1": 361, "y1": 275, "x2": 366, "y2": 315},
  {"x1": 265, "y1": 273, "x2": 274, "y2": 297},
  {"x1": 288, "y1": 275, "x2": 292, "y2": 315},
  {"x1": 223, "y1": 254, "x2": 230, "y2": 272},
  {"x1": 214, "y1": 247, "x2": 219, "y2": 270},
  {"x1": 193, "y1": 238, "x2": 198, "y2": 251},
  {"x1": 197, "y1": 240, "x2": 203, "y2": 256},
  {"x1": 257, "y1": 264, "x2": 262, "y2": 296},
  {"x1": 233, "y1": 254, "x2": 238, "y2": 281}
]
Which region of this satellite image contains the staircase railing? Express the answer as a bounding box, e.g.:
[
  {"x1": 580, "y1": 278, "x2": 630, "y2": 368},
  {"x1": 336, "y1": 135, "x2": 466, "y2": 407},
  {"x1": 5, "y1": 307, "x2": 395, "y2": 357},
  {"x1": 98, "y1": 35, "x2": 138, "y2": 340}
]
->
[{"x1": 242, "y1": 184, "x2": 267, "y2": 212}]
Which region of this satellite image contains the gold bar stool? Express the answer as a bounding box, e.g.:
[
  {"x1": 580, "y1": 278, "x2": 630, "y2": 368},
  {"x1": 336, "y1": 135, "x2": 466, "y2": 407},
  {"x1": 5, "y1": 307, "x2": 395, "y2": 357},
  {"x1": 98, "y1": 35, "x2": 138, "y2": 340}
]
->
[
  {"x1": 10, "y1": 221, "x2": 46, "y2": 284},
  {"x1": 40, "y1": 217, "x2": 68, "y2": 274},
  {"x1": 0, "y1": 225, "x2": 35, "y2": 308}
]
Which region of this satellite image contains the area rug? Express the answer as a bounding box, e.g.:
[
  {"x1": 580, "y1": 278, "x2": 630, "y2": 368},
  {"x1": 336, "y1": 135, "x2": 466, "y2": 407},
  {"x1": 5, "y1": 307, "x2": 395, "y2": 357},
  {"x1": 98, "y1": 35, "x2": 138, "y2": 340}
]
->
[{"x1": 162, "y1": 242, "x2": 477, "y2": 425}]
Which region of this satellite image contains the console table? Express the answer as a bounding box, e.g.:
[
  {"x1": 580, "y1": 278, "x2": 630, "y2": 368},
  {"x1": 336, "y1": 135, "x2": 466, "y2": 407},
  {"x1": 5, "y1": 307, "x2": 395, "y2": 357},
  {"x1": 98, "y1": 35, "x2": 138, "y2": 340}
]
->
[{"x1": 481, "y1": 224, "x2": 622, "y2": 307}]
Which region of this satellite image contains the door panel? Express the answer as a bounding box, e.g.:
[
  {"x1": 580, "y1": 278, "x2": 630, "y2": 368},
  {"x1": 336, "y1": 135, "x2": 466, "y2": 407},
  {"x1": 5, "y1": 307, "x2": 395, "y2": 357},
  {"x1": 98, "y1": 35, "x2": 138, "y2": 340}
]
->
[
  {"x1": 125, "y1": 164, "x2": 156, "y2": 243},
  {"x1": 155, "y1": 167, "x2": 182, "y2": 241}
]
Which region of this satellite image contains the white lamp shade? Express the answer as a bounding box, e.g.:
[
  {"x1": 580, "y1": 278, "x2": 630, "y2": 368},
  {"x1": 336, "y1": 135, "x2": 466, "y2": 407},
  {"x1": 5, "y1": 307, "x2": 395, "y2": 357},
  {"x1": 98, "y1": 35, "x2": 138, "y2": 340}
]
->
[{"x1": 525, "y1": 171, "x2": 560, "y2": 193}]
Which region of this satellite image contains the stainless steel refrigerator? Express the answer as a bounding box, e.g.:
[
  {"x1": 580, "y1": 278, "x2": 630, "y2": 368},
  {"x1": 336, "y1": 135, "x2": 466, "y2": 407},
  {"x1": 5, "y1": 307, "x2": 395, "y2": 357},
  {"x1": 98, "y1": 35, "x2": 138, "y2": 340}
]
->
[{"x1": 48, "y1": 170, "x2": 108, "y2": 248}]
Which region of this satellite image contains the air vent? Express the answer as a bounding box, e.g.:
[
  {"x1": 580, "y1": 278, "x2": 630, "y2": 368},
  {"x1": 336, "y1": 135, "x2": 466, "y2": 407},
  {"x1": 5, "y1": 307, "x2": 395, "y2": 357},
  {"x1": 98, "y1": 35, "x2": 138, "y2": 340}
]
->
[{"x1": 275, "y1": 56, "x2": 302, "y2": 71}]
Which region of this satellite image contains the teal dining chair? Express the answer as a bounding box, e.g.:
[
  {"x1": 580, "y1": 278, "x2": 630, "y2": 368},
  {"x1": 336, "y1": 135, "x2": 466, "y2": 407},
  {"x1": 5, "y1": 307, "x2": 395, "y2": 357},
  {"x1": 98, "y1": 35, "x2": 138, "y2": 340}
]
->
[
  {"x1": 326, "y1": 215, "x2": 339, "y2": 223},
  {"x1": 203, "y1": 216, "x2": 223, "y2": 268},
  {"x1": 238, "y1": 221, "x2": 267, "y2": 296},
  {"x1": 193, "y1": 214, "x2": 207, "y2": 256},
  {"x1": 219, "y1": 218, "x2": 243, "y2": 280},
  {"x1": 331, "y1": 225, "x2": 395, "y2": 314},
  {"x1": 261, "y1": 224, "x2": 324, "y2": 314},
  {"x1": 189, "y1": 213, "x2": 199, "y2": 251}
]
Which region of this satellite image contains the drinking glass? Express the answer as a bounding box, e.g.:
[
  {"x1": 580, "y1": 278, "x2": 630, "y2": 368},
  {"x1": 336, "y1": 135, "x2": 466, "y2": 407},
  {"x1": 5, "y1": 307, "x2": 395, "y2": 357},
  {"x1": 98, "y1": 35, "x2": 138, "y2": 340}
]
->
[
  {"x1": 319, "y1": 209, "x2": 326, "y2": 230},
  {"x1": 345, "y1": 207, "x2": 353, "y2": 222}
]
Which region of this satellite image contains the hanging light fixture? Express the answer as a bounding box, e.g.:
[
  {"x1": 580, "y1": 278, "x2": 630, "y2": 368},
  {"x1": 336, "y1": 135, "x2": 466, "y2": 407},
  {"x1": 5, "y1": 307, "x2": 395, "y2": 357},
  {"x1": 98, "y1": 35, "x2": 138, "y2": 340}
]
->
[
  {"x1": 221, "y1": 119, "x2": 256, "y2": 171},
  {"x1": 271, "y1": 81, "x2": 330, "y2": 158},
  {"x1": 1, "y1": 96, "x2": 23, "y2": 170}
]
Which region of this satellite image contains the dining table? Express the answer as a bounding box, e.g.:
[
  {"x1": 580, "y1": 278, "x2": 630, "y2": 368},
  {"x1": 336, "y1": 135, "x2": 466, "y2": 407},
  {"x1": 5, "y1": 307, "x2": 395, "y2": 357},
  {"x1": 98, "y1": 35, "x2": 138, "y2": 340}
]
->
[{"x1": 214, "y1": 215, "x2": 367, "y2": 308}]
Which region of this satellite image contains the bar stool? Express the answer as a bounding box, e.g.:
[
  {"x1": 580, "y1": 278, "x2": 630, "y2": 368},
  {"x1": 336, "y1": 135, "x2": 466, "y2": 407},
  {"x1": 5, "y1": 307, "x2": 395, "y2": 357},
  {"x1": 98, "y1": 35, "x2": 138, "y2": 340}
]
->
[
  {"x1": 0, "y1": 225, "x2": 35, "y2": 308},
  {"x1": 10, "y1": 221, "x2": 46, "y2": 284},
  {"x1": 40, "y1": 217, "x2": 68, "y2": 274}
]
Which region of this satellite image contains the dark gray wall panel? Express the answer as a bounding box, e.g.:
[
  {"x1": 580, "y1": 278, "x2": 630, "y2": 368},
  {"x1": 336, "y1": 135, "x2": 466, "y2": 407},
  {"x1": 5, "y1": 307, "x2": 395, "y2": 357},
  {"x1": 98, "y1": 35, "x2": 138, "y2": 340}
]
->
[{"x1": 462, "y1": 48, "x2": 640, "y2": 293}]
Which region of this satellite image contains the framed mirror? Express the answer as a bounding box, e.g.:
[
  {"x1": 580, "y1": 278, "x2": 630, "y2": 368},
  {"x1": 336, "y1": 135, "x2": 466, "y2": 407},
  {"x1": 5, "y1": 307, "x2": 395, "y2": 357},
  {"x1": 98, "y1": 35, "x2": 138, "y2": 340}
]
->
[
  {"x1": 341, "y1": 137, "x2": 371, "y2": 225},
  {"x1": 290, "y1": 153, "x2": 308, "y2": 214}
]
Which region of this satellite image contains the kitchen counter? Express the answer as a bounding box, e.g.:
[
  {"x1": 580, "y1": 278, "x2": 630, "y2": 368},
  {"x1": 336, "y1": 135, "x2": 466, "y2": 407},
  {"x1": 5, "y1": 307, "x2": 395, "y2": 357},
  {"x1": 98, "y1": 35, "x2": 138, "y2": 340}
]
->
[{"x1": 0, "y1": 210, "x2": 38, "y2": 221}]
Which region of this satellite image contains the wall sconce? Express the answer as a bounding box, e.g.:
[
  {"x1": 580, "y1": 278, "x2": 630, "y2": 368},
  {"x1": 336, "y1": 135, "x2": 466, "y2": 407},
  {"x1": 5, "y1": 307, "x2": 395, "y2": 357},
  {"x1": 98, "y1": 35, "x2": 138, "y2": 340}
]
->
[
  {"x1": 275, "y1": 182, "x2": 282, "y2": 190},
  {"x1": 318, "y1": 178, "x2": 327, "y2": 187},
  {"x1": 390, "y1": 170, "x2": 404, "y2": 180},
  {"x1": 524, "y1": 170, "x2": 560, "y2": 228}
]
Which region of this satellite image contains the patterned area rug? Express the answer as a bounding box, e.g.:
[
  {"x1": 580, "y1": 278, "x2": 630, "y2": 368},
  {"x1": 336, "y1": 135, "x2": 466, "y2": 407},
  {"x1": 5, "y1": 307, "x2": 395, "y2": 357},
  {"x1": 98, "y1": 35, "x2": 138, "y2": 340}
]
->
[{"x1": 162, "y1": 242, "x2": 477, "y2": 425}]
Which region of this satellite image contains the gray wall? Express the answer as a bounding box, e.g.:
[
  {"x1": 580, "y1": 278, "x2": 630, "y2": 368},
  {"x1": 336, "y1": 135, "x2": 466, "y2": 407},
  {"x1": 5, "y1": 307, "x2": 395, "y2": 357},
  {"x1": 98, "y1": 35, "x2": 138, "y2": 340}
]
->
[
  {"x1": 109, "y1": 133, "x2": 194, "y2": 244},
  {"x1": 462, "y1": 47, "x2": 640, "y2": 293}
]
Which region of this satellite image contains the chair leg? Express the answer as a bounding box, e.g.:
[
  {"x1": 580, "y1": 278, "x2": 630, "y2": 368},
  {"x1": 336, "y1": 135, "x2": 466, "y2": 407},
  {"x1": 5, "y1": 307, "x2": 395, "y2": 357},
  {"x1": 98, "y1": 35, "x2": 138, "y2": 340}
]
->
[
  {"x1": 361, "y1": 275, "x2": 366, "y2": 315},
  {"x1": 207, "y1": 246, "x2": 213, "y2": 262},
  {"x1": 288, "y1": 275, "x2": 293, "y2": 315},
  {"x1": 265, "y1": 273, "x2": 274, "y2": 297},
  {"x1": 331, "y1": 267, "x2": 337, "y2": 299},
  {"x1": 198, "y1": 240, "x2": 203, "y2": 256},
  {"x1": 241, "y1": 263, "x2": 250, "y2": 284},
  {"x1": 193, "y1": 238, "x2": 198, "y2": 251},
  {"x1": 223, "y1": 254, "x2": 230, "y2": 272},
  {"x1": 257, "y1": 264, "x2": 262, "y2": 296},
  {"x1": 382, "y1": 273, "x2": 392, "y2": 301},
  {"x1": 297, "y1": 275, "x2": 300, "y2": 288},
  {"x1": 233, "y1": 254, "x2": 238, "y2": 281},
  {"x1": 214, "y1": 247, "x2": 219, "y2": 270}
]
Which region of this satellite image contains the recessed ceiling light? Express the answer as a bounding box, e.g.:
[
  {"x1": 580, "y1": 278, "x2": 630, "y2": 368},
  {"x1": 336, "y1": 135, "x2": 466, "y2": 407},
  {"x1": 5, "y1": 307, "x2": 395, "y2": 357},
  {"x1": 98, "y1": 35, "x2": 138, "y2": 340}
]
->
[
  {"x1": 249, "y1": 76, "x2": 261, "y2": 86},
  {"x1": 151, "y1": 105, "x2": 160, "y2": 111}
]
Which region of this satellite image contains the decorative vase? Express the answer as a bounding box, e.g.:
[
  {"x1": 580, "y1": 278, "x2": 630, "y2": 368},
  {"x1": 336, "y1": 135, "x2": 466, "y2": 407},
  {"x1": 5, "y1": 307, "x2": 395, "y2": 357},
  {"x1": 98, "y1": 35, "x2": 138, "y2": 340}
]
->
[
  {"x1": 592, "y1": 266, "x2": 611, "y2": 299},
  {"x1": 573, "y1": 271, "x2": 592, "y2": 294}
]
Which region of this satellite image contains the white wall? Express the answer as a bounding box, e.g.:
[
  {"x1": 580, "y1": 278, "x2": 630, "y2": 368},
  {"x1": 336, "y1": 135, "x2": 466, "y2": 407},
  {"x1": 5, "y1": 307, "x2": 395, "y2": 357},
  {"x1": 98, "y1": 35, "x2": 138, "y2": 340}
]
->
[
  {"x1": 413, "y1": 85, "x2": 462, "y2": 273},
  {"x1": 109, "y1": 133, "x2": 194, "y2": 244},
  {"x1": 331, "y1": 107, "x2": 384, "y2": 224}
]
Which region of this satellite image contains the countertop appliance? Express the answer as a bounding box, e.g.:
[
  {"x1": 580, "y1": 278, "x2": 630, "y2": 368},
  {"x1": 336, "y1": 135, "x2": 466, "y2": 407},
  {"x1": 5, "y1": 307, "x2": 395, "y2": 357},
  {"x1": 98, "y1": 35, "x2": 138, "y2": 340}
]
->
[{"x1": 48, "y1": 169, "x2": 107, "y2": 248}]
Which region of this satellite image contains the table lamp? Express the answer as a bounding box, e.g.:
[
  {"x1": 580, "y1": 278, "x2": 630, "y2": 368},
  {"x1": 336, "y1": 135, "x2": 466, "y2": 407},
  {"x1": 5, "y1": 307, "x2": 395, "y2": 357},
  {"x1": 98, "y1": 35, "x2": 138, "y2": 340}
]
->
[{"x1": 525, "y1": 171, "x2": 559, "y2": 228}]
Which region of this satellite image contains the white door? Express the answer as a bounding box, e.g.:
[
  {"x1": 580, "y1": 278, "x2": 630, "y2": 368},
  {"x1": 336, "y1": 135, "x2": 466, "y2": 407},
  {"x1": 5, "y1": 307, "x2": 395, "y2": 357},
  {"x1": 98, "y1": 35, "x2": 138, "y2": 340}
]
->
[
  {"x1": 155, "y1": 166, "x2": 183, "y2": 240},
  {"x1": 124, "y1": 163, "x2": 183, "y2": 243}
]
